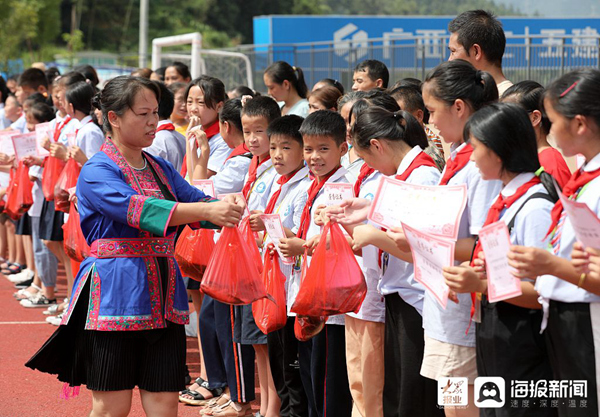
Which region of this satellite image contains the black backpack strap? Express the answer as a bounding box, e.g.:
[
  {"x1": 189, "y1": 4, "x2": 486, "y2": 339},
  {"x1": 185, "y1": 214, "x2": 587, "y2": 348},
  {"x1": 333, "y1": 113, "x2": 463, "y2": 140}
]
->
[{"x1": 506, "y1": 192, "x2": 555, "y2": 233}]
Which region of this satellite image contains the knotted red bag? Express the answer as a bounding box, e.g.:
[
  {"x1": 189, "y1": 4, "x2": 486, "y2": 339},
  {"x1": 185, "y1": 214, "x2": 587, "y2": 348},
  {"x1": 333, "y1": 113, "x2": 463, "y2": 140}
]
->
[
  {"x1": 42, "y1": 156, "x2": 66, "y2": 201},
  {"x1": 175, "y1": 226, "x2": 216, "y2": 282},
  {"x1": 5, "y1": 161, "x2": 33, "y2": 221},
  {"x1": 54, "y1": 159, "x2": 81, "y2": 213},
  {"x1": 201, "y1": 226, "x2": 267, "y2": 305},
  {"x1": 252, "y1": 246, "x2": 287, "y2": 334},
  {"x1": 291, "y1": 221, "x2": 367, "y2": 316},
  {"x1": 293, "y1": 249, "x2": 326, "y2": 341},
  {"x1": 63, "y1": 202, "x2": 91, "y2": 262}
]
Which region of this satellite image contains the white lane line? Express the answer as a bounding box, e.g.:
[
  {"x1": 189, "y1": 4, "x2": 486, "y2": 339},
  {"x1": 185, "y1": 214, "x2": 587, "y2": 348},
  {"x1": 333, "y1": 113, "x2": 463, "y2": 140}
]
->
[{"x1": 0, "y1": 321, "x2": 49, "y2": 324}]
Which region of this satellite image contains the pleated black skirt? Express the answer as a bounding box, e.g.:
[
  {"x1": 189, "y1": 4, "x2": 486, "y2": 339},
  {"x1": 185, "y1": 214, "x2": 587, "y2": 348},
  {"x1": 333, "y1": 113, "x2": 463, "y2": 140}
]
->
[
  {"x1": 25, "y1": 277, "x2": 187, "y2": 392},
  {"x1": 39, "y1": 199, "x2": 64, "y2": 241}
]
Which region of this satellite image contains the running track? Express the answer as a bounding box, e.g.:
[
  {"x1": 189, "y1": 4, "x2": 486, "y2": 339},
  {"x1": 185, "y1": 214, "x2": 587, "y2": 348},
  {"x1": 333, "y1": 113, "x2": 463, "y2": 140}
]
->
[{"x1": 0, "y1": 268, "x2": 259, "y2": 416}]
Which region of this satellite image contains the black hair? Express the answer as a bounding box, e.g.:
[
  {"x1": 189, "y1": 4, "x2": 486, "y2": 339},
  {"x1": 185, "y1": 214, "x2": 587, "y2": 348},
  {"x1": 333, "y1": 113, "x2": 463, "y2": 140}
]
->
[
  {"x1": 337, "y1": 91, "x2": 368, "y2": 112},
  {"x1": 465, "y1": 102, "x2": 559, "y2": 200},
  {"x1": 167, "y1": 61, "x2": 191, "y2": 81},
  {"x1": 219, "y1": 98, "x2": 243, "y2": 132},
  {"x1": 92, "y1": 76, "x2": 160, "y2": 134},
  {"x1": 390, "y1": 77, "x2": 423, "y2": 92},
  {"x1": 542, "y1": 68, "x2": 600, "y2": 129},
  {"x1": 228, "y1": 85, "x2": 258, "y2": 99},
  {"x1": 265, "y1": 61, "x2": 308, "y2": 99},
  {"x1": 0, "y1": 76, "x2": 9, "y2": 104},
  {"x1": 185, "y1": 75, "x2": 227, "y2": 110},
  {"x1": 154, "y1": 67, "x2": 166, "y2": 81},
  {"x1": 56, "y1": 71, "x2": 87, "y2": 89},
  {"x1": 45, "y1": 67, "x2": 61, "y2": 86},
  {"x1": 74, "y1": 64, "x2": 99, "y2": 87},
  {"x1": 28, "y1": 102, "x2": 55, "y2": 123},
  {"x1": 352, "y1": 107, "x2": 428, "y2": 151},
  {"x1": 241, "y1": 95, "x2": 281, "y2": 124},
  {"x1": 154, "y1": 81, "x2": 174, "y2": 119},
  {"x1": 354, "y1": 60, "x2": 390, "y2": 89},
  {"x1": 309, "y1": 86, "x2": 343, "y2": 111},
  {"x1": 389, "y1": 85, "x2": 428, "y2": 126},
  {"x1": 299, "y1": 110, "x2": 346, "y2": 146},
  {"x1": 18, "y1": 68, "x2": 48, "y2": 90},
  {"x1": 501, "y1": 81, "x2": 550, "y2": 135},
  {"x1": 23, "y1": 93, "x2": 47, "y2": 107},
  {"x1": 315, "y1": 78, "x2": 345, "y2": 95},
  {"x1": 348, "y1": 90, "x2": 400, "y2": 128},
  {"x1": 66, "y1": 81, "x2": 95, "y2": 115},
  {"x1": 267, "y1": 115, "x2": 304, "y2": 145},
  {"x1": 424, "y1": 60, "x2": 498, "y2": 112},
  {"x1": 448, "y1": 10, "x2": 506, "y2": 67}
]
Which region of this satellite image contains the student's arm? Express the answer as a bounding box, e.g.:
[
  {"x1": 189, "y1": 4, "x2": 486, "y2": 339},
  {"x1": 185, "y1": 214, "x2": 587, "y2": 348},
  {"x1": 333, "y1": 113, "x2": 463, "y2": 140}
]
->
[
  {"x1": 455, "y1": 237, "x2": 476, "y2": 262},
  {"x1": 189, "y1": 130, "x2": 210, "y2": 181},
  {"x1": 352, "y1": 224, "x2": 413, "y2": 263}
]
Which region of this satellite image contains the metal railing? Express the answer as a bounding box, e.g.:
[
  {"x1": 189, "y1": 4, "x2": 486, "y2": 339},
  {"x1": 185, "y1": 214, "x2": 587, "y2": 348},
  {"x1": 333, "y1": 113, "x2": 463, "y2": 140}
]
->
[{"x1": 221, "y1": 34, "x2": 600, "y2": 91}]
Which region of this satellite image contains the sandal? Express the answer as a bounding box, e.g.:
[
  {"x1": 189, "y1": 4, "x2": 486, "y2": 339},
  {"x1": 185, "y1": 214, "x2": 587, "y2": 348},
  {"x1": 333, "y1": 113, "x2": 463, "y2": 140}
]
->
[
  {"x1": 206, "y1": 400, "x2": 252, "y2": 417},
  {"x1": 13, "y1": 284, "x2": 42, "y2": 300},
  {"x1": 2, "y1": 262, "x2": 24, "y2": 275},
  {"x1": 200, "y1": 395, "x2": 230, "y2": 414},
  {"x1": 179, "y1": 378, "x2": 224, "y2": 406}
]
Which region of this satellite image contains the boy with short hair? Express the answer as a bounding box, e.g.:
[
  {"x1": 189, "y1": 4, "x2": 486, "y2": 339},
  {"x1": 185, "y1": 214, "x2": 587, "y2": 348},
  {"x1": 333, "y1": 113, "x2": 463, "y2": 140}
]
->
[
  {"x1": 248, "y1": 114, "x2": 312, "y2": 417},
  {"x1": 352, "y1": 59, "x2": 389, "y2": 92},
  {"x1": 448, "y1": 9, "x2": 513, "y2": 94},
  {"x1": 283, "y1": 110, "x2": 353, "y2": 417},
  {"x1": 12, "y1": 68, "x2": 49, "y2": 133},
  {"x1": 144, "y1": 81, "x2": 186, "y2": 171}
]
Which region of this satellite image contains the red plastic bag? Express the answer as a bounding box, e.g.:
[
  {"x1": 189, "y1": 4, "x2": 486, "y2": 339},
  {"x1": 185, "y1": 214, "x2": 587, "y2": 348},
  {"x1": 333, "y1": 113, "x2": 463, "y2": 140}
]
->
[
  {"x1": 5, "y1": 162, "x2": 34, "y2": 221},
  {"x1": 42, "y1": 156, "x2": 66, "y2": 201},
  {"x1": 175, "y1": 226, "x2": 216, "y2": 282},
  {"x1": 252, "y1": 247, "x2": 287, "y2": 334},
  {"x1": 63, "y1": 202, "x2": 90, "y2": 262},
  {"x1": 54, "y1": 159, "x2": 81, "y2": 213},
  {"x1": 291, "y1": 221, "x2": 367, "y2": 316},
  {"x1": 201, "y1": 226, "x2": 267, "y2": 305},
  {"x1": 239, "y1": 216, "x2": 263, "y2": 274},
  {"x1": 294, "y1": 315, "x2": 326, "y2": 341}
]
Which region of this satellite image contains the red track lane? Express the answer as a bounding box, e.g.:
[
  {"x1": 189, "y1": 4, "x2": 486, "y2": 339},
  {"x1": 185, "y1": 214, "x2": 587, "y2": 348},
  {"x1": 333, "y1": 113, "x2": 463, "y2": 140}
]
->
[{"x1": 0, "y1": 270, "x2": 259, "y2": 417}]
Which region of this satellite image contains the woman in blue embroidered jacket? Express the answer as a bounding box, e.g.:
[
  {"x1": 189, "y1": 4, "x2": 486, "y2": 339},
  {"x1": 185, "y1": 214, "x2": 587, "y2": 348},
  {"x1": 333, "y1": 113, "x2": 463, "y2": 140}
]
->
[{"x1": 26, "y1": 76, "x2": 244, "y2": 417}]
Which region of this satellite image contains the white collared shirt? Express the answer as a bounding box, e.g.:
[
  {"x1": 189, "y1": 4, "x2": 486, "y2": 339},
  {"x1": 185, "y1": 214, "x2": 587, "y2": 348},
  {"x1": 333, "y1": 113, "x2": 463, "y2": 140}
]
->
[
  {"x1": 212, "y1": 152, "x2": 252, "y2": 196},
  {"x1": 537, "y1": 152, "x2": 600, "y2": 304},
  {"x1": 76, "y1": 115, "x2": 104, "y2": 159},
  {"x1": 423, "y1": 142, "x2": 502, "y2": 347},
  {"x1": 195, "y1": 133, "x2": 232, "y2": 174},
  {"x1": 144, "y1": 120, "x2": 186, "y2": 172},
  {"x1": 245, "y1": 159, "x2": 278, "y2": 212}
]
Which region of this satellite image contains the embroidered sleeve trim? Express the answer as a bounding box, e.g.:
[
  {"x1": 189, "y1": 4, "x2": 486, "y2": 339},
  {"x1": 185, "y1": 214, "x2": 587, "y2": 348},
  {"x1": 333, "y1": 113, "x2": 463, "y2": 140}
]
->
[{"x1": 127, "y1": 195, "x2": 150, "y2": 229}]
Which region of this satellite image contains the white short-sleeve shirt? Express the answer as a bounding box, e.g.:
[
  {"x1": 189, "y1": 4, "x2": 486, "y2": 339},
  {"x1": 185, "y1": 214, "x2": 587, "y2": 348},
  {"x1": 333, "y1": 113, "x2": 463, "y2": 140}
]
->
[
  {"x1": 245, "y1": 159, "x2": 278, "y2": 212},
  {"x1": 75, "y1": 115, "x2": 104, "y2": 159},
  {"x1": 212, "y1": 152, "x2": 252, "y2": 196},
  {"x1": 144, "y1": 120, "x2": 186, "y2": 172}
]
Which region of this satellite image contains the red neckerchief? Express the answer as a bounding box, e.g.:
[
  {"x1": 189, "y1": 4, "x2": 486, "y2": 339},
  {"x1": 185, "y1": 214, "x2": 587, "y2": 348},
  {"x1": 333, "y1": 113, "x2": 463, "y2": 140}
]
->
[
  {"x1": 395, "y1": 151, "x2": 437, "y2": 181},
  {"x1": 225, "y1": 143, "x2": 250, "y2": 162},
  {"x1": 353, "y1": 162, "x2": 375, "y2": 197},
  {"x1": 378, "y1": 151, "x2": 437, "y2": 267},
  {"x1": 242, "y1": 155, "x2": 272, "y2": 200},
  {"x1": 471, "y1": 175, "x2": 541, "y2": 266},
  {"x1": 264, "y1": 168, "x2": 302, "y2": 215},
  {"x1": 297, "y1": 166, "x2": 342, "y2": 240},
  {"x1": 546, "y1": 166, "x2": 600, "y2": 238},
  {"x1": 180, "y1": 120, "x2": 221, "y2": 177},
  {"x1": 53, "y1": 116, "x2": 72, "y2": 142},
  {"x1": 439, "y1": 143, "x2": 473, "y2": 185},
  {"x1": 156, "y1": 122, "x2": 175, "y2": 132}
]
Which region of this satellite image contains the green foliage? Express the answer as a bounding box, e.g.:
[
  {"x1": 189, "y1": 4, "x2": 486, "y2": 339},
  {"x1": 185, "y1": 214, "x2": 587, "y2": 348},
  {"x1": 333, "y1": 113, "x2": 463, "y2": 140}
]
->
[{"x1": 62, "y1": 29, "x2": 84, "y2": 67}]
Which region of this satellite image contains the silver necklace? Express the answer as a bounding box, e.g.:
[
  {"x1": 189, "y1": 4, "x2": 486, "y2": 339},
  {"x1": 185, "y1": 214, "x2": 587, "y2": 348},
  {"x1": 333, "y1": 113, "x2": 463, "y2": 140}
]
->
[{"x1": 129, "y1": 158, "x2": 147, "y2": 171}]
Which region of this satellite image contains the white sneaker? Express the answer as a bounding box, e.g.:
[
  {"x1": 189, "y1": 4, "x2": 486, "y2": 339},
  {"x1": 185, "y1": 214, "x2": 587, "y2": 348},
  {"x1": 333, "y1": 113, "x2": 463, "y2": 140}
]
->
[
  {"x1": 8, "y1": 268, "x2": 34, "y2": 283},
  {"x1": 47, "y1": 313, "x2": 64, "y2": 326},
  {"x1": 20, "y1": 294, "x2": 57, "y2": 308}
]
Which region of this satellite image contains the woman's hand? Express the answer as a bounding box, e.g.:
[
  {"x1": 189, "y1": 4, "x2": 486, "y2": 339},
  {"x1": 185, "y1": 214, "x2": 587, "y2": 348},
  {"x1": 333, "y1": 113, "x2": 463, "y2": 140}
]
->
[
  {"x1": 386, "y1": 226, "x2": 411, "y2": 252},
  {"x1": 249, "y1": 210, "x2": 265, "y2": 232},
  {"x1": 443, "y1": 265, "x2": 486, "y2": 294},
  {"x1": 507, "y1": 245, "x2": 554, "y2": 279},
  {"x1": 221, "y1": 194, "x2": 247, "y2": 213},
  {"x1": 351, "y1": 224, "x2": 377, "y2": 251},
  {"x1": 205, "y1": 201, "x2": 243, "y2": 228},
  {"x1": 22, "y1": 155, "x2": 42, "y2": 167},
  {"x1": 279, "y1": 237, "x2": 305, "y2": 258},
  {"x1": 326, "y1": 198, "x2": 371, "y2": 225},
  {"x1": 50, "y1": 142, "x2": 68, "y2": 161},
  {"x1": 67, "y1": 146, "x2": 87, "y2": 165}
]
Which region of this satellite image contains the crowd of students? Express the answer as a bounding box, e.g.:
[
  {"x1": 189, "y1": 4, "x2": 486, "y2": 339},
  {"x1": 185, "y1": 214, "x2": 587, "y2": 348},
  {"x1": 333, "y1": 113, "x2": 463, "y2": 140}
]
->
[{"x1": 6, "y1": 8, "x2": 600, "y2": 417}]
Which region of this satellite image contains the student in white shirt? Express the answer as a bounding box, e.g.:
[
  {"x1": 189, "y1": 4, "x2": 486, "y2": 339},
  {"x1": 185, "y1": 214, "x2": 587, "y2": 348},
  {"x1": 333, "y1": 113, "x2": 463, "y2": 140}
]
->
[
  {"x1": 510, "y1": 69, "x2": 600, "y2": 416},
  {"x1": 336, "y1": 106, "x2": 442, "y2": 417},
  {"x1": 264, "y1": 61, "x2": 310, "y2": 117},
  {"x1": 443, "y1": 102, "x2": 557, "y2": 417},
  {"x1": 64, "y1": 81, "x2": 104, "y2": 164},
  {"x1": 144, "y1": 81, "x2": 185, "y2": 171}
]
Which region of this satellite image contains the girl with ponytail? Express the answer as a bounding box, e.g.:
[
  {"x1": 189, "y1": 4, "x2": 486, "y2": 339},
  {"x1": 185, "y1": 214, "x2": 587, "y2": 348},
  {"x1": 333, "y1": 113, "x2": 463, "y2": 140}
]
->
[
  {"x1": 264, "y1": 61, "x2": 309, "y2": 117},
  {"x1": 442, "y1": 102, "x2": 557, "y2": 416}
]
